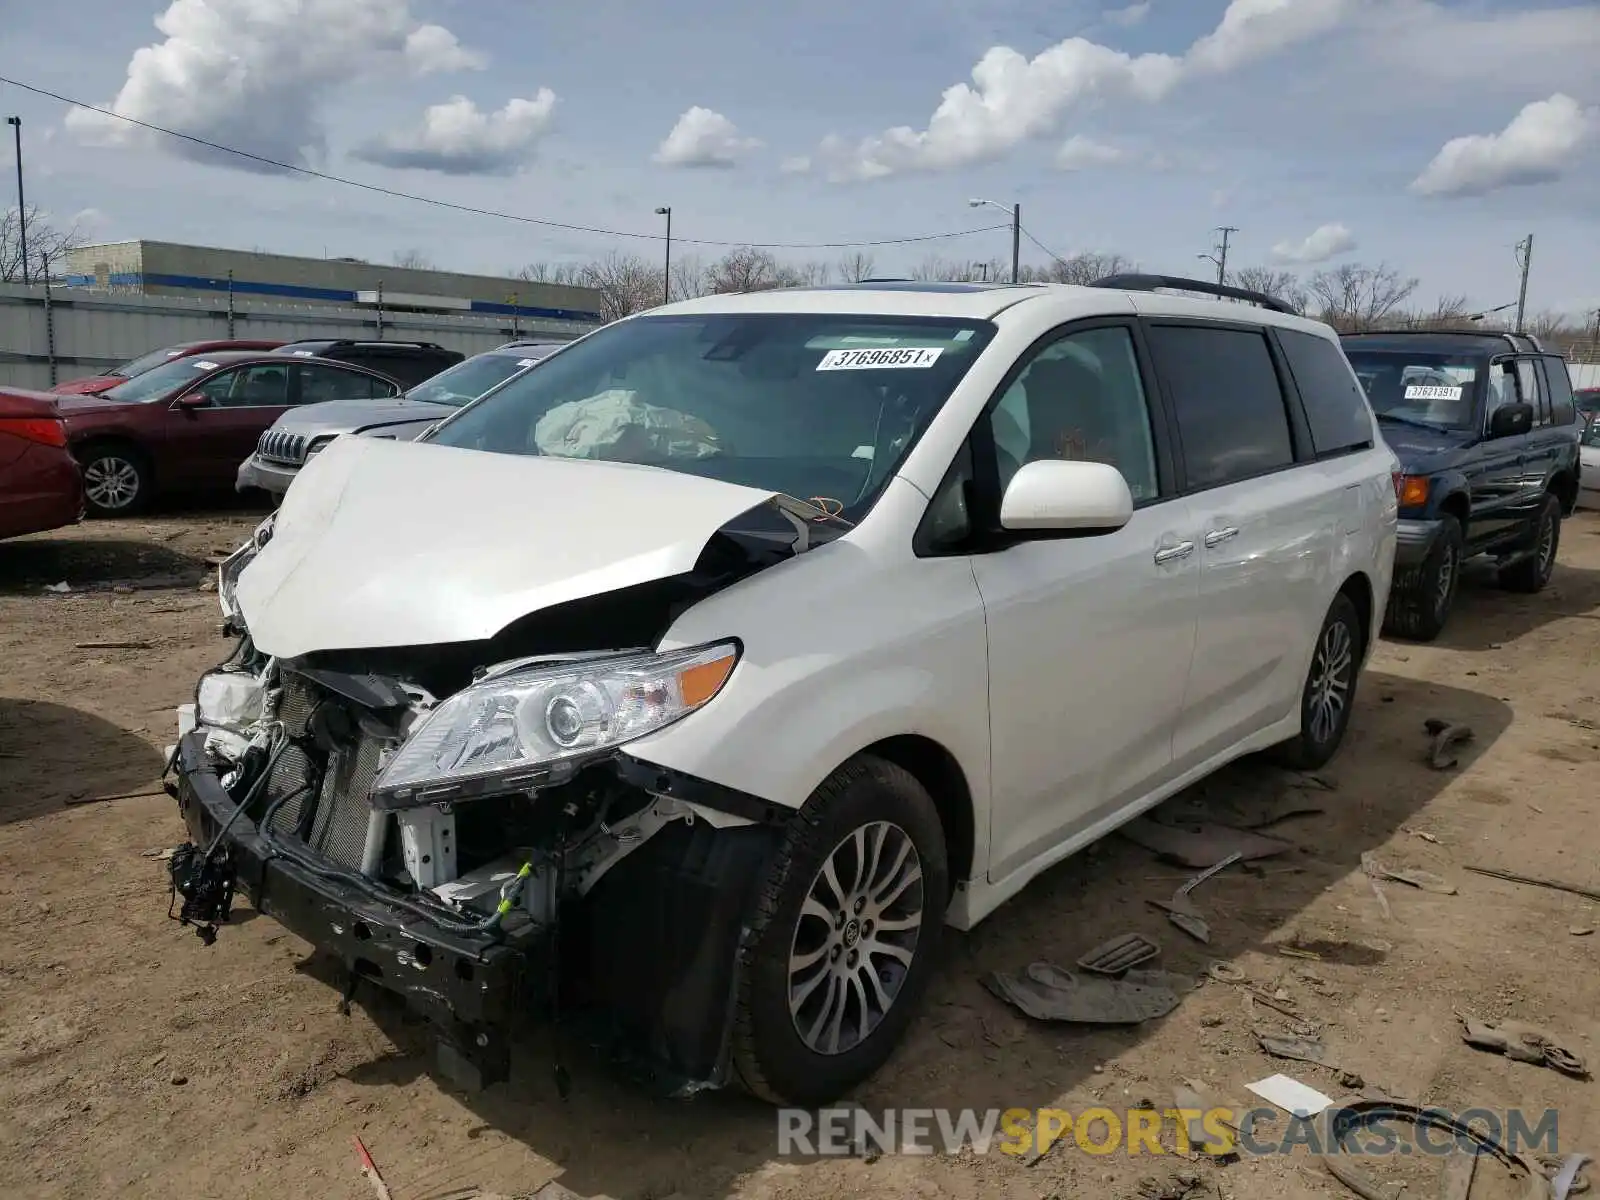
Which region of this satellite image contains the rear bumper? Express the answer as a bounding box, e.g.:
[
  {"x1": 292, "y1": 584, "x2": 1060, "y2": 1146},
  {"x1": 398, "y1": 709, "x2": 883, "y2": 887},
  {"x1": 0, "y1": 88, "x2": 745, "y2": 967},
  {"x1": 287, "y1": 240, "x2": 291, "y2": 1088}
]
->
[
  {"x1": 172, "y1": 731, "x2": 543, "y2": 1086},
  {"x1": 235, "y1": 454, "x2": 299, "y2": 496},
  {"x1": 1393, "y1": 517, "x2": 1443, "y2": 567}
]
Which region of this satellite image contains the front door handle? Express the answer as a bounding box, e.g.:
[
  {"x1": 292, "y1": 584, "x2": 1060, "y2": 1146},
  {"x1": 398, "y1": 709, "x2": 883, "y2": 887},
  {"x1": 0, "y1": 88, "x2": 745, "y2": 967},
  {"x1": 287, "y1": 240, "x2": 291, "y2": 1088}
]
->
[
  {"x1": 1154, "y1": 541, "x2": 1195, "y2": 564},
  {"x1": 1204, "y1": 526, "x2": 1240, "y2": 547}
]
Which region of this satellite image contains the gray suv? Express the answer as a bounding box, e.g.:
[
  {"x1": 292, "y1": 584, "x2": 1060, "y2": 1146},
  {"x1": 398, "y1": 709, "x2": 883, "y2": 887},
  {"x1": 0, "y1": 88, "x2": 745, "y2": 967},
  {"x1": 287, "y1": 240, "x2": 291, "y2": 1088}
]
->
[{"x1": 236, "y1": 340, "x2": 566, "y2": 498}]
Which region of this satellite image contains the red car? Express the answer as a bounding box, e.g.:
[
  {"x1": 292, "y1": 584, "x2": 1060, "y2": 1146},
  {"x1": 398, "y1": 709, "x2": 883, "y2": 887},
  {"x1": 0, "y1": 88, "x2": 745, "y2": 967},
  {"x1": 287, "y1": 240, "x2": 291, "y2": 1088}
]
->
[
  {"x1": 51, "y1": 339, "x2": 287, "y2": 397},
  {"x1": 0, "y1": 390, "x2": 84, "y2": 541},
  {"x1": 55, "y1": 351, "x2": 402, "y2": 515}
]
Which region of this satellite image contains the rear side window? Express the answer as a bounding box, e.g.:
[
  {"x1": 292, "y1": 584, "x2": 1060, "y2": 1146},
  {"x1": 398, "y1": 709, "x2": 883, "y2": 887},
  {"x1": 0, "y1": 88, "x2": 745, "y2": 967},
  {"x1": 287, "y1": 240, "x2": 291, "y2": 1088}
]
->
[
  {"x1": 1277, "y1": 329, "x2": 1374, "y2": 457},
  {"x1": 1515, "y1": 358, "x2": 1548, "y2": 426},
  {"x1": 1539, "y1": 357, "x2": 1577, "y2": 425},
  {"x1": 1146, "y1": 324, "x2": 1295, "y2": 491}
]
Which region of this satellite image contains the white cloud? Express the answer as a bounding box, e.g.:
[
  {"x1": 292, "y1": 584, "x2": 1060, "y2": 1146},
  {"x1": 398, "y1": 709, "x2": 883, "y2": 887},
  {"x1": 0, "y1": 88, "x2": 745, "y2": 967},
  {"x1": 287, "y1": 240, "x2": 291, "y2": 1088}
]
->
[
  {"x1": 653, "y1": 107, "x2": 762, "y2": 167},
  {"x1": 1410, "y1": 94, "x2": 1596, "y2": 198},
  {"x1": 1056, "y1": 135, "x2": 1128, "y2": 170},
  {"x1": 65, "y1": 0, "x2": 483, "y2": 172},
  {"x1": 353, "y1": 93, "x2": 557, "y2": 175},
  {"x1": 403, "y1": 24, "x2": 486, "y2": 73},
  {"x1": 1271, "y1": 222, "x2": 1357, "y2": 264},
  {"x1": 1103, "y1": 2, "x2": 1151, "y2": 27},
  {"x1": 814, "y1": 0, "x2": 1351, "y2": 180},
  {"x1": 779, "y1": 155, "x2": 812, "y2": 175}
]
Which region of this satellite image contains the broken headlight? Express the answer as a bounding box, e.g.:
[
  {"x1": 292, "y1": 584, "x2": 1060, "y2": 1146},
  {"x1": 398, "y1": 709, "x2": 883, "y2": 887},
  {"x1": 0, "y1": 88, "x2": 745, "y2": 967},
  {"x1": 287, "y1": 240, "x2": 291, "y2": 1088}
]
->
[
  {"x1": 371, "y1": 641, "x2": 739, "y2": 801},
  {"x1": 218, "y1": 512, "x2": 276, "y2": 621}
]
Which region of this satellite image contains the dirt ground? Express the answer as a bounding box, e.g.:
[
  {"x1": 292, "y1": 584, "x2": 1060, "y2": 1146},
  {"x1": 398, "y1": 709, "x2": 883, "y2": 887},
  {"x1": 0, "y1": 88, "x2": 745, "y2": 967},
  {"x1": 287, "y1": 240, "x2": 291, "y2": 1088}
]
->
[{"x1": 2, "y1": 506, "x2": 1598, "y2": 1200}]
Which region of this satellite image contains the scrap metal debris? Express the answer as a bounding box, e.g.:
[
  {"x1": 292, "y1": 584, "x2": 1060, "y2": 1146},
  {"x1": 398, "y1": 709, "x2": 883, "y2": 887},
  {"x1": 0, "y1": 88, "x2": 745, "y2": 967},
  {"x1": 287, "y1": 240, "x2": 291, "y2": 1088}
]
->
[
  {"x1": 1121, "y1": 817, "x2": 1293, "y2": 867},
  {"x1": 1133, "y1": 1171, "x2": 1204, "y2": 1199},
  {"x1": 982, "y1": 962, "x2": 1195, "y2": 1025},
  {"x1": 1458, "y1": 1014, "x2": 1589, "y2": 1078},
  {"x1": 1360, "y1": 852, "x2": 1456, "y2": 895},
  {"x1": 352, "y1": 1136, "x2": 393, "y2": 1200},
  {"x1": 1424, "y1": 718, "x2": 1476, "y2": 769},
  {"x1": 1255, "y1": 1033, "x2": 1331, "y2": 1067},
  {"x1": 1077, "y1": 932, "x2": 1161, "y2": 976},
  {"x1": 1543, "y1": 1153, "x2": 1592, "y2": 1200},
  {"x1": 1149, "y1": 852, "x2": 1241, "y2": 942}
]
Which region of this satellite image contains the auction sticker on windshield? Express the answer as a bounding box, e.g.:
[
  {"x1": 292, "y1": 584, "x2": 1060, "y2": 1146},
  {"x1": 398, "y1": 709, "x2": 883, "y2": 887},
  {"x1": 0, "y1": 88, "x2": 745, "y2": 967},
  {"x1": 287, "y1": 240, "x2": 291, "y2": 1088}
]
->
[
  {"x1": 1404, "y1": 385, "x2": 1462, "y2": 401},
  {"x1": 817, "y1": 347, "x2": 943, "y2": 371}
]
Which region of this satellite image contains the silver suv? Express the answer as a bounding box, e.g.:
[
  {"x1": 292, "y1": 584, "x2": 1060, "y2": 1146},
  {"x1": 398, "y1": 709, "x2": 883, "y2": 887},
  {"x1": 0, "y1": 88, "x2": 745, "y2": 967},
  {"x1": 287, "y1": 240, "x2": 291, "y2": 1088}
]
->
[{"x1": 235, "y1": 340, "x2": 567, "y2": 498}]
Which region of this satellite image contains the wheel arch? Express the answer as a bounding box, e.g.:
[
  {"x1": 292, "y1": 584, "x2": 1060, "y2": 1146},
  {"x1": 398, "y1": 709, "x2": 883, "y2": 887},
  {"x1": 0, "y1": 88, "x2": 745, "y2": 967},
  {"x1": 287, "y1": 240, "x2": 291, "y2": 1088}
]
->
[
  {"x1": 1336, "y1": 570, "x2": 1375, "y2": 660},
  {"x1": 1549, "y1": 468, "x2": 1578, "y2": 516},
  {"x1": 854, "y1": 735, "x2": 976, "y2": 888}
]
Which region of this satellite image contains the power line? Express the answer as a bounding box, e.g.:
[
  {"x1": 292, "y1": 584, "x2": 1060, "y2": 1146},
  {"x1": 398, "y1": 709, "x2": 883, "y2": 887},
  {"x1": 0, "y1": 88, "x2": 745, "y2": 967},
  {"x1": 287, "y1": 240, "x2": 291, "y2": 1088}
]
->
[
  {"x1": 1019, "y1": 226, "x2": 1069, "y2": 266},
  {"x1": 0, "y1": 74, "x2": 1012, "y2": 252}
]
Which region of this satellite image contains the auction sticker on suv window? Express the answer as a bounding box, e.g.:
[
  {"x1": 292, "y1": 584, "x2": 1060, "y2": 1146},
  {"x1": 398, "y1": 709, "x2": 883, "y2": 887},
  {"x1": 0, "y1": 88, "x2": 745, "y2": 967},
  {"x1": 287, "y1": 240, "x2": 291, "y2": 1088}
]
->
[
  {"x1": 1404, "y1": 384, "x2": 1462, "y2": 401},
  {"x1": 817, "y1": 347, "x2": 944, "y2": 371}
]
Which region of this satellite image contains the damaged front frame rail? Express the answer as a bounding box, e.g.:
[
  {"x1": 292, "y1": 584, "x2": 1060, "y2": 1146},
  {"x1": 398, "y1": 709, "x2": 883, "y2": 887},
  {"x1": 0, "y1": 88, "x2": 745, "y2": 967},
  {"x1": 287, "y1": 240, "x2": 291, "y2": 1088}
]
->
[{"x1": 169, "y1": 731, "x2": 785, "y2": 1095}]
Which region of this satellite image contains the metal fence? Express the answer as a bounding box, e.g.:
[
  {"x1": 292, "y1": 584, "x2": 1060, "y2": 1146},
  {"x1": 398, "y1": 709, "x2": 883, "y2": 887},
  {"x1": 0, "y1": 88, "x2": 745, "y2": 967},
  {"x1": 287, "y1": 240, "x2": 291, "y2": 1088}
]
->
[{"x1": 0, "y1": 282, "x2": 599, "y2": 391}]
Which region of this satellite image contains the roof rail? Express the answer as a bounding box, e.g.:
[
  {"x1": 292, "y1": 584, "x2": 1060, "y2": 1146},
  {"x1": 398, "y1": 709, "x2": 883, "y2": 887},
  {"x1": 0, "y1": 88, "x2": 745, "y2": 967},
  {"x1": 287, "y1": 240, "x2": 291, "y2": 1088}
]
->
[
  {"x1": 1344, "y1": 328, "x2": 1547, "y2": 352},
  {"x1": 1089, "y1": 273, "x2": 1298, "y2": 316}
]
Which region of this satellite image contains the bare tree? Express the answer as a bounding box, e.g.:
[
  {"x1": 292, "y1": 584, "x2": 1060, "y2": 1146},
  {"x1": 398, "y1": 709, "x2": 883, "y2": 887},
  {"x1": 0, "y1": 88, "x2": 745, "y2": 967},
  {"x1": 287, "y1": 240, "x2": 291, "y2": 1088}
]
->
[
  {"x1": 1230, "y1": 266, "x2": 1309, "y2": 315},
  {"x1": 703, "y1": 246, "x2": 801, "y2": 293},
  {"x1": 1039, "y1": 252, "x2": 1133, "y2": 286},
  {"x1": 392, "y1": 248, "x2": 435, "y2": 271},
  {"x1": 669, "y1": 254, "x2": 709, "y2": 302},
  {"x1": 514, "y1": 261, "x2": 590, "y2": 286},
  {"x1": 1, "y1": 206, "x2": 86, "y2": 283},
  {"x1": 835, "y1": 251, "x2": 877, "y2": 283},
  {"x1": 576, "y1": 251, "x2": 667, "y2": 321},
  {"x1": 1307, "y1": 262, "x2": 1419, "y2": 331}
]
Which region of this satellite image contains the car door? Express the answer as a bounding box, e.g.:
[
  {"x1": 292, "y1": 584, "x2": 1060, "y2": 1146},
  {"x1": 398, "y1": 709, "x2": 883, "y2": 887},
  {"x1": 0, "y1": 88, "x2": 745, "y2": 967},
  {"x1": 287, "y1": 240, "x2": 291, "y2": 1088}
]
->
[
  {"x1": 168, "y1": 363, "x2": 293, "y2": 488},
  {"x1": 1469, "y1": 358, "x2": 1531, "y2": 548},
  {"x1": 1516, "y1": 356, "x2": 1562, "y2": 511},
  {"x1": 1143, "y1": 321, "x2": 1340, "y2": 771},
  {"x1": 949, "y1": 320, "x2": 1200, "y2": 883}
]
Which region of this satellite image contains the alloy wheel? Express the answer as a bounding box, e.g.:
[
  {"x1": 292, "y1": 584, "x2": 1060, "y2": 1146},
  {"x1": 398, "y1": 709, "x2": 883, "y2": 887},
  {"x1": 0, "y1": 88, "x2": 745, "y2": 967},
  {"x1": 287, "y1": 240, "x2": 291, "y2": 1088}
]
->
[
  {"x1": 787, "y1": 821, "x2": 924, "y2": 1056},
  {"x1": 1537, "y1": 511, "x2": 1556, "y2": 575},
  {"x1": 1307, "y1": 619, "x2": 1354, "y2": 746},
  {"x1": 83, "y1": 456, "x2": 141, "y2": 511},
  {"x1": 1434, "y1": 544, "x2": 1457, "y2": 617}
]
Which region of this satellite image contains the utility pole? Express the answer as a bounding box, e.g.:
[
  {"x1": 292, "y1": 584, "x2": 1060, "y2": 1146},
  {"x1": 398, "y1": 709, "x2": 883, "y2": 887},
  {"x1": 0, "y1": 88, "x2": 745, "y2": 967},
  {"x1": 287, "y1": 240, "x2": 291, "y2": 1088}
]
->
[
  {"x1": 1010, "y1": 203, "x2": 1021, "y2": 285},
  {"x1": 6, "y1": 117, "x2": 27, "y2": 285},
  {"x1": 655, "y1": 206, "x2": 672, "y2": 306},
  {"x1": 1212, "y1": 226, "x2": 1237, "y2": 286},
  {"x1": 1513, "y1": 234, "x2": 1533, "y2": 335}
]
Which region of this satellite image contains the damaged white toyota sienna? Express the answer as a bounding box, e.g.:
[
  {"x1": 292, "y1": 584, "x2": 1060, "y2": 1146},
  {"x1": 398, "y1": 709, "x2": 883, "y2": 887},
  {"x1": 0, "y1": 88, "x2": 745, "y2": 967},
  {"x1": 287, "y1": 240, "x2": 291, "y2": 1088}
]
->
[{"x1": 167, "y1": 275, "x2": 1398, "y2": 1107}]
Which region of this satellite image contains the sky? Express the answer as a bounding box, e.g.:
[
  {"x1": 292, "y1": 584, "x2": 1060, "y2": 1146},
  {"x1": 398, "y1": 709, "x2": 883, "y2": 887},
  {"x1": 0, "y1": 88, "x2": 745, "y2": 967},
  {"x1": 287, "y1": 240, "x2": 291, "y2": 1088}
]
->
[{"x1": 1, "y1": 0, "x2": 1597, "y2": 318}]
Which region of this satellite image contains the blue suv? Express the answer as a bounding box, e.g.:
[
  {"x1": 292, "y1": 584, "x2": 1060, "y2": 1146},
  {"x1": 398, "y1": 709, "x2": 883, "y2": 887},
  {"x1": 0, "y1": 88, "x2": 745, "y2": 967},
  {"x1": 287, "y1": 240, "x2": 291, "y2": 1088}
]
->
[{"x1": 1342, "y1": 329, "x2": 1582, "y2": 641}]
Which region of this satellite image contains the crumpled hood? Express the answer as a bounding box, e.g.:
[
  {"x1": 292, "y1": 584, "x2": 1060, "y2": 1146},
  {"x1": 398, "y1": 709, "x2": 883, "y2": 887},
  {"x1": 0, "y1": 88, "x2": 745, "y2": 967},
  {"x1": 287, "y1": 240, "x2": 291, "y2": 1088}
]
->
[{"x1": 235, "y1": 435, "x2": 781, "y2": 658}]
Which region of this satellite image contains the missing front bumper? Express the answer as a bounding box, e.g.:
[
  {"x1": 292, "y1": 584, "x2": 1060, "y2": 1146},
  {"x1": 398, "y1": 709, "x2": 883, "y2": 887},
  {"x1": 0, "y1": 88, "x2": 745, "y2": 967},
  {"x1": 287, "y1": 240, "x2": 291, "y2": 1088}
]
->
[{"x1": 169, "y1": 731, "x2": 785, "y2": 1095}]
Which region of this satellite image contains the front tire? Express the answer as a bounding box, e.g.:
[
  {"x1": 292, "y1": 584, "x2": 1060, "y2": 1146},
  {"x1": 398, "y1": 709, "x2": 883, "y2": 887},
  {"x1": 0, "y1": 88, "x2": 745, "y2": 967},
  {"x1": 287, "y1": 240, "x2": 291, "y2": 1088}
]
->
[
  {"x1": 1381, "y1": 515, "x2": 1462, "y2": 642},
  {"x1": 731, "y1": 756, "x2": 948, "y2": 1107},
  {"x1": 77, "y1": 441, "x2": 152, "y2": 516},
  {"x1": 1273, "y1": 592, "x2": 1363, "y2": 771},
  {"x1": 1497, "y1": 493, "x2": 1560, "y2": 593}
]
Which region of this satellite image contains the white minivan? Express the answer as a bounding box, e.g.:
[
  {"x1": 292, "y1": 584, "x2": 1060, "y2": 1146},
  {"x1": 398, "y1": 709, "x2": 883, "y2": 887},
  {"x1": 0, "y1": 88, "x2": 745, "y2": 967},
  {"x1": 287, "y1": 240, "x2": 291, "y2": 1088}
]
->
[{"x1": 171, "y1": 275, "x2": 1398, "y2": 1106}]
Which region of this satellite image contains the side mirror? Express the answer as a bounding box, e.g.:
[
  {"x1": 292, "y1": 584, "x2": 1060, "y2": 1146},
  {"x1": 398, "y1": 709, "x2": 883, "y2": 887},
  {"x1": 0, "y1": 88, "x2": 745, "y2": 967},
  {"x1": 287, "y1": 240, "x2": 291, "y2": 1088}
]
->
[
  {"x1": 1489, "y1": 402, "x2": 1533, "y2": 438},
  {"x1": 999, "y1": 459, "x2": 1133, "y2": 534},
  {"x1": 172, "y1": 391, "x2": 210, "y2": 408}
]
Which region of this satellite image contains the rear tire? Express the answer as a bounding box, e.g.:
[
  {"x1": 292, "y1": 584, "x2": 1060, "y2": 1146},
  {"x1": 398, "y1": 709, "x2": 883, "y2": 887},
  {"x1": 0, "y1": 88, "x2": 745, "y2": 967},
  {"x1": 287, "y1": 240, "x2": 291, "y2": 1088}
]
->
[
  {"x1": 1497, "y1": 493, "x2": 1560, "y2": 593},
  {"x1": 731, "y1": 756, "x2": 948, "y2": 1107},
  {"x1": 1272, "y1": 592, "x2": 1363, "y2": 771},
  {"x1": 76, "y1": 441, "x2": 152, "y2": 517},
  {"x1": 1381, "y1": 515, "x2": 1462, "y2": 642}
]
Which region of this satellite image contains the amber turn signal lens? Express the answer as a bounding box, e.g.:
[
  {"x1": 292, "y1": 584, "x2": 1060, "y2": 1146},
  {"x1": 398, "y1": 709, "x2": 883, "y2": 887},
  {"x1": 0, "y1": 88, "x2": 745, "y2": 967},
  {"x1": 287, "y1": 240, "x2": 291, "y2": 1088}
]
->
[{"x1": 1397, "y1": 475, "x2": 1430, "y2": 508}]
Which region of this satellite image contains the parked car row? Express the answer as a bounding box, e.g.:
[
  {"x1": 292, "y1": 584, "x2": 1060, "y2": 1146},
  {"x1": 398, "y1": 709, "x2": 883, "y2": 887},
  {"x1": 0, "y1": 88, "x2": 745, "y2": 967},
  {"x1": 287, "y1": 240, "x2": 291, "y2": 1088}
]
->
[{"x1": 166, "y1": 274, "x2": 1580, "y2": 1111}]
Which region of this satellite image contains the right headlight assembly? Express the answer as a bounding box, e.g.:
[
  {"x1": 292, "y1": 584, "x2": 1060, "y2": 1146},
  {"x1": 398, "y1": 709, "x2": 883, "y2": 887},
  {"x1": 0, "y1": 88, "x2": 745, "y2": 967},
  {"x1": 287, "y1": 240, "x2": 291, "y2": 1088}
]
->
[{"x1": 370, "y1": 641, "x2": 740, "y2": 806}]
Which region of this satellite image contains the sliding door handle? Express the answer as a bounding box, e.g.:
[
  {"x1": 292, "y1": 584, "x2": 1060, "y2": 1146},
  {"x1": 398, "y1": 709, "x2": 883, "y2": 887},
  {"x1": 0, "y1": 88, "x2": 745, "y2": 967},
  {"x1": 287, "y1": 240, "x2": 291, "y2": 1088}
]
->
[
  {"x1": 1204, "y1": 526, "x2": 1240, "y2": 547},
  {"x1": 1154, "y1": 541, "x2": 1195, "y2": 564}
]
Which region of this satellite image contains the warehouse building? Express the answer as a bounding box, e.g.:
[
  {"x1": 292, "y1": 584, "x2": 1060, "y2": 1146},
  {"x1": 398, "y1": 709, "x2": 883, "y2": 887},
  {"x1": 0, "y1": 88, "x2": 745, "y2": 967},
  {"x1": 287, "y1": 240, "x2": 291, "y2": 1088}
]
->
[{"x1": 64, "y1": 240, "x2": 604, "y2": 328}]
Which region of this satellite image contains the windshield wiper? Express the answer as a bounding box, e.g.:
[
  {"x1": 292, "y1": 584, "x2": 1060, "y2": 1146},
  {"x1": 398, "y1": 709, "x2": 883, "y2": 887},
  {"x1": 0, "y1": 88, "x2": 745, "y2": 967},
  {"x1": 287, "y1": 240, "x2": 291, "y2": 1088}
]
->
[{"x1": 1375, "y1": 412, "x2": 1445, "y2": 431}]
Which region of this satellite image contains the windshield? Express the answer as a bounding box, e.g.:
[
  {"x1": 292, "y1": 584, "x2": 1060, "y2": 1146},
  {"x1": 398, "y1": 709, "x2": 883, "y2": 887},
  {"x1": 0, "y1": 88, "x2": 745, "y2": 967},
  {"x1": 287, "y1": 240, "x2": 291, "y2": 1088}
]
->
[
  {"x1": 107, "y1": 345, "x2": 191, "y2": 380},
  {"x1": 1583, "y1": 413, "x2": 1600, "y2": 448},
  {"x1": 102, "y1": 355, "x2": 223, "y2": 403},
  {"x1": 1344, "y1": 349, "x2": 1483, "y2": 429},
  {"x1": 426, "y1": 313, "x2": 997, "y2": 519},
  {"x1": 406, "y1": 350, "x2": 551, "y2": 407}
]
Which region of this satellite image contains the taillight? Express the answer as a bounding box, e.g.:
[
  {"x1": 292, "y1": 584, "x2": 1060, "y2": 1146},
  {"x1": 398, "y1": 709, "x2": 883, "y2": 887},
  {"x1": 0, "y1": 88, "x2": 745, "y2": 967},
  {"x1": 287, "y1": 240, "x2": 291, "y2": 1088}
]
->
[{"x1": 0, "y1": 416, "x2": 69, "y2": 448}]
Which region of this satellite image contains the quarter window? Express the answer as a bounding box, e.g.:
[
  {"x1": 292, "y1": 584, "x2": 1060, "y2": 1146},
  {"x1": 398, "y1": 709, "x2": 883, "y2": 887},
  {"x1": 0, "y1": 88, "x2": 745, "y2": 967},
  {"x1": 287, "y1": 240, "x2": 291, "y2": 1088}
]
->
[
  {"x1": 986, "y1": 325, "x2": 1159, "y2": 503},
  {"x1": 1514, "y1": 358, "x2": 1548, "y2": 425},
  {"x1": 1539, "y1": 356, "x2": 1577, "y2": 425},
  {"x1": 1146, "y1": 325, "x2": 1294, "y2": 491},
  {"x1": 1277, "y1": 329, "x2": 1374, "y2": 458}
]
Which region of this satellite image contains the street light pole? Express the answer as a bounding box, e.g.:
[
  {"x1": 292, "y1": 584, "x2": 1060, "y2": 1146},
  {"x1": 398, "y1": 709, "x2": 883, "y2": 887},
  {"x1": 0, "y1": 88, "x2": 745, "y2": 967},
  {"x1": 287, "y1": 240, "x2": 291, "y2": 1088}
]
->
[
  {"x1": 5, "y1": 117, "x2": 27, "y2": 285},
  {"x1": 1213, "y1": 226, "x2": 1237, "y2": 286},
  {"x1": 655, "y1": 206, "x2": 672, "y2": 306},
  {"x1": 968, "y1": 198, "x2": 1021, "y2": 283}
]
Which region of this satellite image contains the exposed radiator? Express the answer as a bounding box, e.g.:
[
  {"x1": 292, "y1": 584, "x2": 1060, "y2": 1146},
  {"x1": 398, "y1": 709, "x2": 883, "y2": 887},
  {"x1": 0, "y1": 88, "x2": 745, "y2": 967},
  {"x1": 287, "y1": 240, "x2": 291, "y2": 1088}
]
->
[{"x1": 261, "y1": 672, "x2": 388, "y2": 873}]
